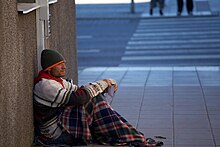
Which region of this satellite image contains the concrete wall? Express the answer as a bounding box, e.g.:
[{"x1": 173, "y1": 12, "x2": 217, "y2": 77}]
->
[
  {"x1": 17, "y1": 0, "x2": 35, "y2": 3},
  {"x1": 49, "y1": 0, "x2": 78, "y2": 83},
  {"x1": 0, "y1": 0, "x2": 77, "y2": 146}
]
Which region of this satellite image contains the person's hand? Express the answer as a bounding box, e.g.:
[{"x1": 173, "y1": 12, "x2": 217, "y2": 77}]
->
[
  {"x1": 112, "y1": 83, "x2": 118, "y2": 93},
  {"x1": 103, "y1": 79, "x2": 117, "y2": 93},
  {"x1": 103, "y1": 79, "x2": 112, "y2": 87}
]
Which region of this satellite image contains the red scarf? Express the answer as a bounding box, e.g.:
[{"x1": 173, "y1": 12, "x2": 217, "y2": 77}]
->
[{"x1": 34, "y1": 70, "x2": 64, "y2": 87}]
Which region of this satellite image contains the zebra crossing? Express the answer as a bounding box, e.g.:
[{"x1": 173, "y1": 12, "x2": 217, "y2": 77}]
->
[{"x1": 120, "y1": 16, "x2": 220, "y2": 66}]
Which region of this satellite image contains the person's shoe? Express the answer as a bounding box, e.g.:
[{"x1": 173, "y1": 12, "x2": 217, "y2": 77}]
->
[
  {"x1": 188, "y1": 11, "x2": 193, "y2": 16},
  {"x1": 177, "y1": 12, "x2": 181, "y2": 16},
  {"x1": 150, "y1": 9, "x2": 153, "y2": 15},
  {"x1": 146, "y1": 138, "x2": 164, "y2": 146},
  {"x1": 159, "y1": 10, "x2": 163, "y2": 16},
  {"x1": 129, "y1": 141, "x2": 147, "y2": 147}
]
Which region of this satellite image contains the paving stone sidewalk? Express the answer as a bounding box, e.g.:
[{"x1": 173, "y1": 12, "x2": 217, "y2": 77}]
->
[
  {"x1": 76, "y1": 1, "x2": 220, "y2": 146},
  {"x1": 78, "y1": 67, "x2": 220, "y2": 147}
]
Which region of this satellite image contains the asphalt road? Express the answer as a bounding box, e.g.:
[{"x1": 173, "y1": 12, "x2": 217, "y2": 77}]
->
[
  {"x1": 76, "y1": 19, "x2": 138, "y2": 67},
  {"x1": 76, "y1": 16, "x2": 220, "y2": 68}
]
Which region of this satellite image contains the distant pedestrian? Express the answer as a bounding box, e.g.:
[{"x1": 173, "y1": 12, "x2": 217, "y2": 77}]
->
[
  {"x1": 149, "y1": 0, "x2": 165, "y2": 16},
  {"x1": 177, "y1": 0, "x2": 194, "y2": 16}
]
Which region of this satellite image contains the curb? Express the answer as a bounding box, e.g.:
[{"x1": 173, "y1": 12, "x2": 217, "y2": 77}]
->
[{"x1": 76, "y1": 12, "x2": 219, "y2": 20}]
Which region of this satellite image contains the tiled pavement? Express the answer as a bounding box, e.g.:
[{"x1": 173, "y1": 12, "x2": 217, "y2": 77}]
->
[
  {"x1": 76, "y1": 1, "x2": 220, "y2": 146},
  {"x1": 78, "y1": 67, "x2": 220, "y2": 147}
]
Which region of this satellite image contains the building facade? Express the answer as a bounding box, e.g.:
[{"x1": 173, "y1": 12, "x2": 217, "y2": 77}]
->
[{"x1": 0, "y1": 0, "x2": 78, "y2": 146}]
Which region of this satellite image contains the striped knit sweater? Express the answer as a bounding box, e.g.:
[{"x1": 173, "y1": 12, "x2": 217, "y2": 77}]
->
[{"x1": 33, "y1": 70, "x2": 116, "y2": 139}]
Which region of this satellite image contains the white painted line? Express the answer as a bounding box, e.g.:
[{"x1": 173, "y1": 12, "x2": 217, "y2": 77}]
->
[
  {"x1": 128, "y1": 39, "x2": 220, "y2": 45},
  {"x1": 76, "y1": 0, "x2": 150, "y2": 4},
  {"x1": 132, "y1": 31, "x2": 220, "y2": 37},
  {"x1": 121, "y1": 54, "x2": 220, "y2": 61},
  {"x1": 130, "y1": 35, "x2": 220, "y2": 40},
  {"x1": 126, "y1": 44, "x2": 220, "y2": 50},
  {"x1": 137, "y1": 25, "x2": 220, "y2": 30},
  {"x1": 78, "y1": 49, "x2": 100, "y2": 53},
  {"x1": 195, "y1": 12, "x2": 212, "y2": 15},
  {"x1": 136, "y1": 28, "x2": 219, "y2": 33},
  {"x1": 77, "y1": 35, "x2": 93, "y2": 39},
  {"x1": 124, "y1": 49, "x2": 220, "y2": 55},
  {"x1": 138, "y1": 20, "x2": 220, "y2": 26},
  {"x1": 125, "y1": 45, "x2": 220, "y2": 50}
]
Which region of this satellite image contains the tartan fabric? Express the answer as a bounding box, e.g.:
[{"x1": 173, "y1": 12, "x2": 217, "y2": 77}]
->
[
  {"x1": 60, "y1": 105, "x2": 92, "y2": 143},
  {"x1": 60, "y1": 94, "x2": 146, "y2": 145}
]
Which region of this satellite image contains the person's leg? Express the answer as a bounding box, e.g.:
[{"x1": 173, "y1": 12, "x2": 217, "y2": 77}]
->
[
  {"x1": 186, "y1": 0, "x2": 194, "y2": 15},
  {"x1": 48, "y1": 132, "x2": 81, "y2": 145},
  {"x1": 60, "y1": 94, "x2": 164, "y2": 146},
  {"x1": 150, "y1": 0, "x2": 156, "y2": 15},
  {"x1": 89, "y1": 95, "x2": 164, "y2": 146},
  {"x1": 60, "y1": 105, "x2": 93, "y2": 144},
  {"x1": 177, "y1": 0, "x2": 183, "y2": 15},
  {"x1": 158, "y1": 0, "x2": 164, "y2": 15},
  {"x1": 35, "y1": 131, "x2": 85, "y2": 146},
  {"x1": 89, "y1": 95, "x2": 146, "y2": 145}
]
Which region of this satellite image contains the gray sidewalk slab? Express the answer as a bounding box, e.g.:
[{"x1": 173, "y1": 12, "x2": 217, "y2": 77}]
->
[
  {"x1": 78, "y1": 66, "x2": 220, "y2": 147},
  {"x1": 76, "y1": 1, "x2": 220, "y2": 146}
]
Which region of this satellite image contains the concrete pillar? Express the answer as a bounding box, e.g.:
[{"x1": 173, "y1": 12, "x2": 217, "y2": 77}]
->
[
  {"x1": 0, "y1": 0, "x2": 78, "y2": 146},
  {"x1": 0, "y1": 1, "x2": 36, "y2": 146},
  {"x1": 48, "y1": 0, "x2": 78, "y2": 83}
]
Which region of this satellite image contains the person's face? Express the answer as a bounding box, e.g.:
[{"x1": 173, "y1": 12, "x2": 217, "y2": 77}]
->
[{"x1": 48, "y1": 62, "x2": 66, "y2": 78}]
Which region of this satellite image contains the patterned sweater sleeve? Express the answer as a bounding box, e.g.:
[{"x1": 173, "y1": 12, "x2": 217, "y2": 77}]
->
[
  {"x1": 34, "y1": 78, "x2": 78, "y2": 107},
  {"x1": 34, "y1": 78, "x2": 116, "y2": 107},
  {"x1": 67, "y1": 79, "x2": 116, "y2": 105},
  {"x1": 83, "y1": 79, "x2": 116, "y2": 98}
]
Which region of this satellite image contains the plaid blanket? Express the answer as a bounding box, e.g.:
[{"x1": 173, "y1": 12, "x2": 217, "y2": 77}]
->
[{"x1": 60, "y1": 94, "x2": 146, "y2": 145}]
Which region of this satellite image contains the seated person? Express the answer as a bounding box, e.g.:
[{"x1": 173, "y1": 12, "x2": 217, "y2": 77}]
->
[{"x1": 33, "y1": 49, "x2": 164, "y2": 147}]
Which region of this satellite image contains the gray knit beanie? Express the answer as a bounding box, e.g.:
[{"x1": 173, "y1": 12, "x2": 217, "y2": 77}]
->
[{"x1": 41, "y1": 49, "x2": 65, "y2": 70}]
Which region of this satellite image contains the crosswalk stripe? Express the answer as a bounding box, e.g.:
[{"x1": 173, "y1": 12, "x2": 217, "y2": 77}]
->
[
  {"x1": 137, "y1": 24, "x2": 215, "y2": 29},
  {"x1": 126, "y1": 44, "x2": 220, "y2": 50},
  {"x1": 132, "y1": 31, "x2": 220, "y2": 37},
  {"x1": 136, "y1": 28, "x2": 219, "y2": 33},
  {"x1": 122, "y1": 55, "x2": 220, "y2": 61},
  {"x1": 125, "y1": 49, "x2": 220, "y2": 55},
  {"x1": 128, "y1": 39, "x2": 220, "y2": 45},
  {"x1": 78, "y1": 49, "x2": 100, "y2": 53},
  {"x1": 77, "y1": 35, "x2": 93, "y2": 39},
  {"x1": 122, "y1": 16, "x2": 220, "y2": 65},
  {"x1": 138, "y1": 20, "x2": 220, "y2": 26},
  {"x1": 131, "y1": 35, "x2": 220, "y2": 40}
]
